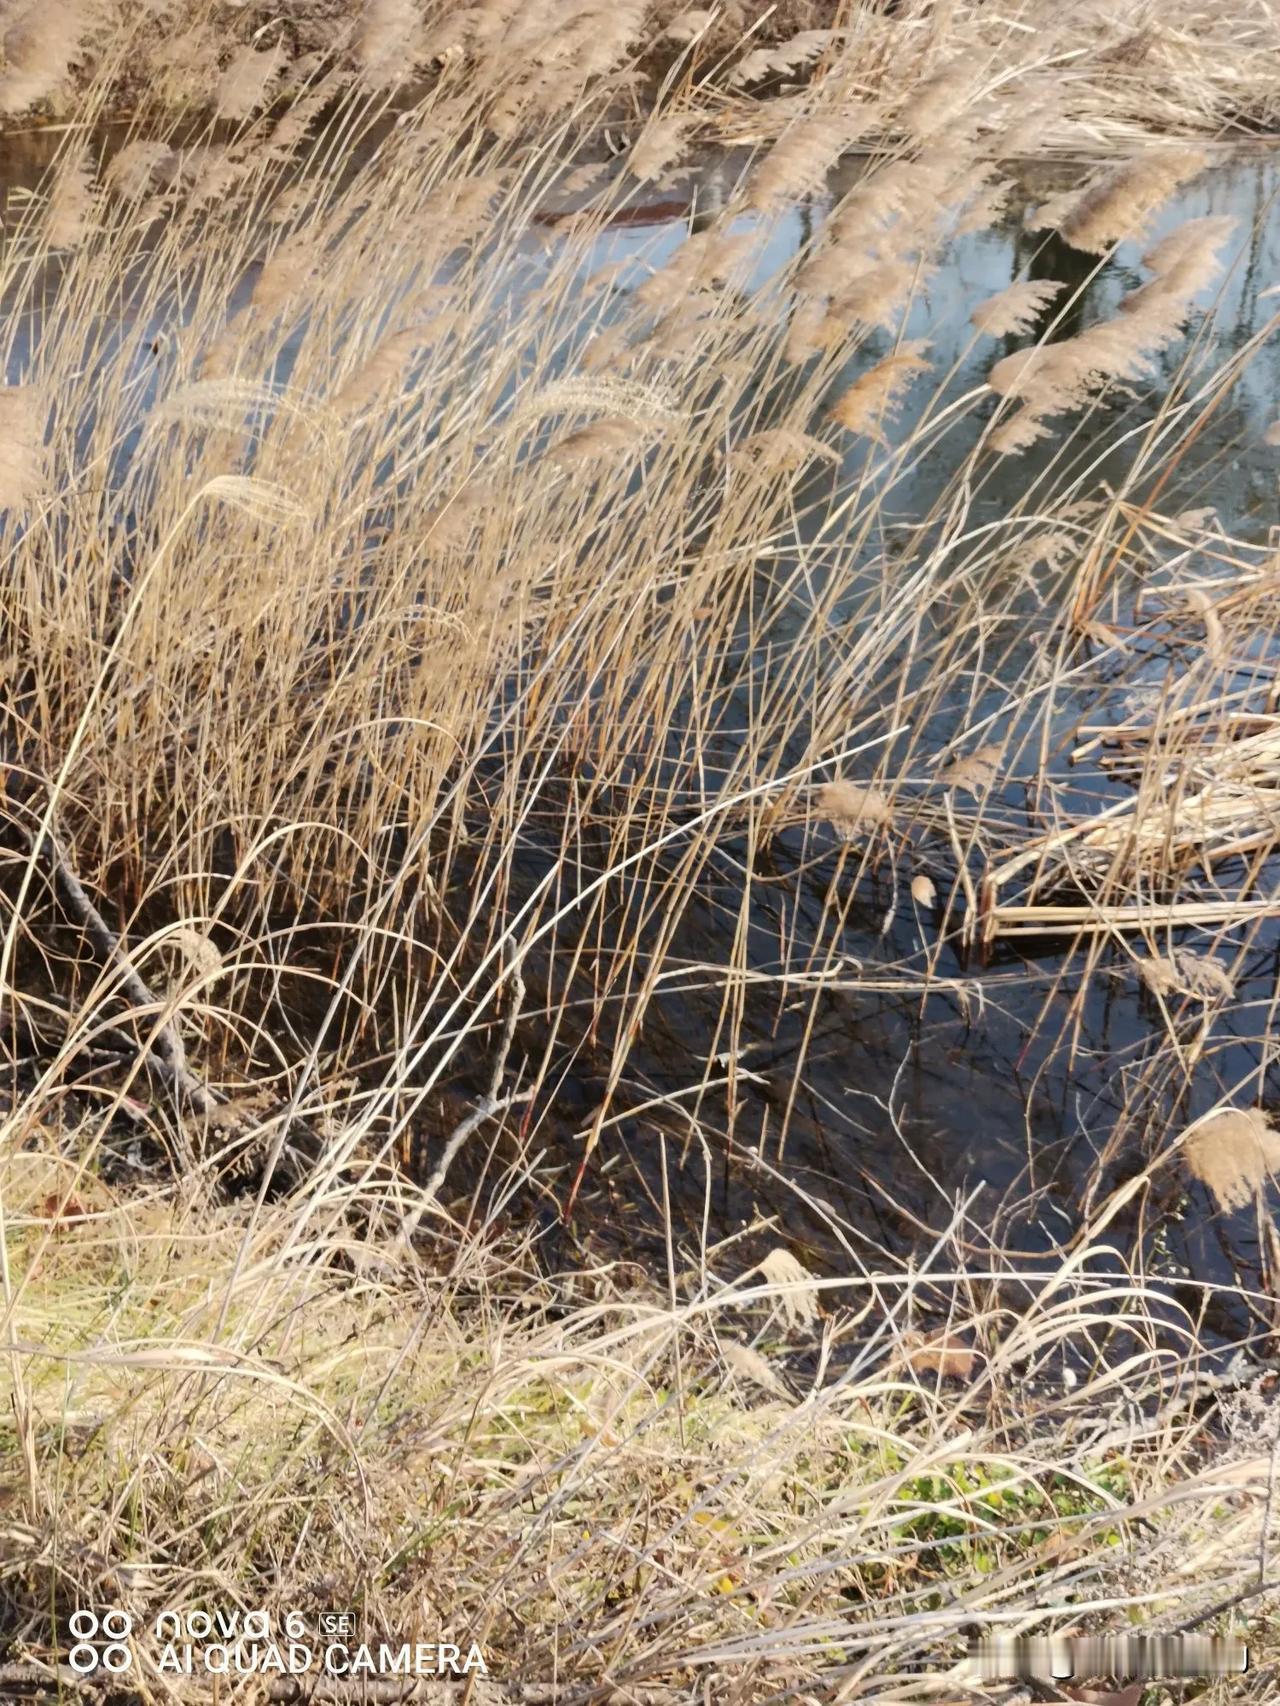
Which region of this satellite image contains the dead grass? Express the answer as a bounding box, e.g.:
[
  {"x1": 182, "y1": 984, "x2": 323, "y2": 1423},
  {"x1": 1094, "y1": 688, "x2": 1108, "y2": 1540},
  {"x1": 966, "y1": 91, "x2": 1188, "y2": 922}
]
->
[
  {"x1": 2, "y1": 2, "x2": 1280, "y2": 154},
  {"x1": 0, "y1": 4, "x2": 1278, "y2": 1698},
  {"x1": 7, "y1": 1147, "x2": 1280, "y2": 1700}
]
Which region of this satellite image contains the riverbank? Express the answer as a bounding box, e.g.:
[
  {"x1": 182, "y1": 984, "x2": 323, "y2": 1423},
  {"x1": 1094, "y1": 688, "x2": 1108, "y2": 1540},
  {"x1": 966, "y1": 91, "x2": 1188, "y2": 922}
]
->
[
  {"x1": 6, "y1": 1141, "x2": 1279, "y2": 1701},
  {"x1": 3, "y1": 1, "x2": 1278, "y2": 155}
]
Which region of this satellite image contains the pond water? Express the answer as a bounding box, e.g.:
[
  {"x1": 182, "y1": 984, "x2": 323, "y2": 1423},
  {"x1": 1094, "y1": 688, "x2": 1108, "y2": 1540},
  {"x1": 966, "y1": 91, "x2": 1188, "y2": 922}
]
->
[
  {"x1": 502, "y1": 144, "x2": 1280, "y2": 1341},
  {"x1": 7, "y1": 122, "x2": 1280, "y2": 1341}
]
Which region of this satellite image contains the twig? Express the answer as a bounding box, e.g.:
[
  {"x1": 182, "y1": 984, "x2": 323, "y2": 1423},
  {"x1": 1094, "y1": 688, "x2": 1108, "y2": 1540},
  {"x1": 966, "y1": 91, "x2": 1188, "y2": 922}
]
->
[
  {"x1": 394, "y1": 970, "x2": 527, "y2": 1245},
  {"x1": 11, "y1": 812, "x2": 314, "y2": 1191},
  {"x1": 33, "y1": 825, "x2": 219, "y2": 1120}
]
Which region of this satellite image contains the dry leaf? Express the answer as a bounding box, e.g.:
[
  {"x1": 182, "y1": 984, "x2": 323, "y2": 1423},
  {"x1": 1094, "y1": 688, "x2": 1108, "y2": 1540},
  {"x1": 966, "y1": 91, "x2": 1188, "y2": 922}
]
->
[
  {"x1": 815, "y1": 779, "x2": 892, "y2": 841},
  {"x1": 910, "y1": 874, "x2": 936, "y2": 907},
  {"x1": 39, "y1": 1191, "x2": 90, "y2": 1230},
  {"x1": 1037, "y1": 1527, "x2": 1085, "y2": 1566},
  {"x1": 1183, "y1": 1106, "x2": 1280, "y2": 1212},
  {"x1": 938, "y1": 742, "x2": 1003, "y2": 795}
]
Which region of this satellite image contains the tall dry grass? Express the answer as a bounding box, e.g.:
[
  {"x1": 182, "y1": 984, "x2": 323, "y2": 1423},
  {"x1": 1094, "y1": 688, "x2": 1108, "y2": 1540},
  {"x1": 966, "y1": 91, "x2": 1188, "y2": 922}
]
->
[{"x1": 0, "y1": 1, "x2": 1279, "y2": 1696}]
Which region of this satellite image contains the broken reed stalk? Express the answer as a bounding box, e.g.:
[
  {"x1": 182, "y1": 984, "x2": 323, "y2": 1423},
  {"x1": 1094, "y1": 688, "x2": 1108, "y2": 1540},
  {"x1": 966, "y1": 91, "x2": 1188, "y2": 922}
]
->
[{"x1": 983, "y1": 897, "x2": 1280, "y2": 939}]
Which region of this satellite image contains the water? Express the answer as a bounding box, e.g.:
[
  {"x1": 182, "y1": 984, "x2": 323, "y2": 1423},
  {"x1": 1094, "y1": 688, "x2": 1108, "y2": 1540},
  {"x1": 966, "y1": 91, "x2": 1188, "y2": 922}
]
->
[
  {"x1": 502, "y1": 144, "x2": 1280, "y2": 1331},
  {"x1": 8, "y1": 124, "x2": 1280, "y2": 1332}
]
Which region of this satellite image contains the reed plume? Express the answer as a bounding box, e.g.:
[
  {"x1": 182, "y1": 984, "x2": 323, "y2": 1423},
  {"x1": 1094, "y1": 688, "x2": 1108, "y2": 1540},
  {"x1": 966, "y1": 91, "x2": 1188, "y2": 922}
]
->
[
  {"x1": 215, "y1": 43, "x2": 285, "y2": 121},
  {"x1": 104, "y1": 141, "x2": 173, "y2": 201},
  {"x1": 200, "y1": 474, "x2": 307, "y2": 525},
  {"x1": 627, "y1": 113, "x2": 692, "y2": 183},
  {"x1": 987, "y1": 407, "x2": 1053, "y2": 456},
  {"x1": 1183, "y1": 1107, "x2": 1280, "y2": 1213},
  {"x1": 828, "y1": 342, "x2": 930, "y2": 439},
  {"x1": 829, "y1": 259, "x2": 923, "y2": 334},
  {"x1": 663, "y1": 7, "x2": 713, "y2": 46},
  {"x1": 971, "y1": 279, "x2": 1064, "y2": 338},
  {"x1": 0, "y1": 384, "x2": 46, "y2": 516},
  {"x1": 635, "y1": 230, "x2": 755, "y2": 311},
  {"x1": 1140, "y1": 949, "x2": 1234, "y2": 1002},
  {"x1": 728, "y1": 29, "x2": 833, "y2": 88},
  {"x1": 987, "y1": 214, "x2": 1230, "y2": 453},
  {"x1": 355, "y1": 0, "x2": 420, "y2": 89},
  {"x1": 185, "y1": 145, "x2": 255, "y2": 213},
  {"x1": 45, "y1": 144, "x2": 95, "y2": 248},
  {"x1": 153, "y1": 377, "x2": 296, "y2": 432},
  {"x1": 749, "y1": 112, "x2": 869, "y2": 211},
  {"x1": 757, "y1": 1247, "x2": 820, "y2": 1326},
  {"x1": 517, "y1": 374, "x2": 679, "y2": 426},
  {"x1": 252, "y1": 237, "x2": 317, "y2": 316},
  {"x1": 1034, "y1": 150, "x2": 1207, "y2": 253},
  {"x1": 938, "y1": 743, "x2": 1003, "y2": 795},
  {"x1": 331, "y1": 326, "x2": 438, "y2": 419},
  {"x1": 547, "y1": 416, "x2": 652, "y2": 466},
  {"x1": 266, "y1": 68, "x2": 347, "y2": 156},
  {"x1": 815, "y1": 779, "x2": 893, "y2": 841},
  {"x1": 736, "y1": 428, "x2": 841, "y2": 472},
  {"x1": 0, "y1": 0, "x2": 86, "y2": 113},
  {"x1": 897, "y1": 64, "x2": 981, "y2": 142}
]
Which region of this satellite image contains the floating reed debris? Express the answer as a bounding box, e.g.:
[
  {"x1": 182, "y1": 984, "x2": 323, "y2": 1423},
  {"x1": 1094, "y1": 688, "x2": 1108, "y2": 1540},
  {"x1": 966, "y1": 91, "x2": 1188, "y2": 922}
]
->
[{"x1": 814, "y1": 779, "x2": 894, "y2": 842}]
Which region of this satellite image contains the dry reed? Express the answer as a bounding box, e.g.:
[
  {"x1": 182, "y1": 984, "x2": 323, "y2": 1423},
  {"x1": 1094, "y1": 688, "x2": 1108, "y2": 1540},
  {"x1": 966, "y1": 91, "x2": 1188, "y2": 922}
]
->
[{"x1": 0, "y1": 6, "x2": 1277, "y2": 1698}]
